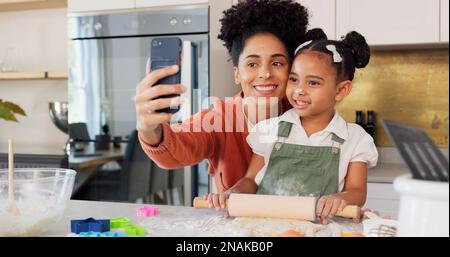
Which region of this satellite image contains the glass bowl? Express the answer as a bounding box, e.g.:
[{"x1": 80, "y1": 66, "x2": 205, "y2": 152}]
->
[{"x1": 0, "y1": 168, "x2": 76, "y2": 236}]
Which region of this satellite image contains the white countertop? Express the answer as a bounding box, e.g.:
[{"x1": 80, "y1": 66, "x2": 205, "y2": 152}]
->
[
  {"x1": 44, "y1": 200, "x2": 363, "y2": 237},
  {"x1": 368, "y1": 163, "x2": 409, "y2": 183}
]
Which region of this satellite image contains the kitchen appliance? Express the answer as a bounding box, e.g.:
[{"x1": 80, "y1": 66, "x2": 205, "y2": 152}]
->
[
  {"x1": 381, "y1": 119, "x2": 449, "y2": 236},
  {"x1": 0, "y1": 168, "x2": 76, "y2": 236},
  {"x1": 380, "y1": 119, "x2": 448, "y2": 182},
  {"x1": 362, "y1": 218, "x2": 398, "y2": 237},
  {"x1": 68, "y1": 5, "x2": 210, "y2": 206}
]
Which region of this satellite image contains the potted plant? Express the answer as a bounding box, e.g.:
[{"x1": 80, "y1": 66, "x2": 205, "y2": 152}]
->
[{"x1": 0, "y1": 99, "x2": 26, "y2": 122}]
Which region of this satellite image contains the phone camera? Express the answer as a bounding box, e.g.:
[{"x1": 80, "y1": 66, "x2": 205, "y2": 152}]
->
[{"x1": 152, "y1": 40, "x2": 160, "y2": 47}]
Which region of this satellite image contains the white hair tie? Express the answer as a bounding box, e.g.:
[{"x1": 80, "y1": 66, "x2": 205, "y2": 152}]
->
[
  {"x1": 325, "y1": 45, "x2": 342, "y2": 63},
  {"x1": 294, "y1": 40, "x2": 312, "y2": 55}
]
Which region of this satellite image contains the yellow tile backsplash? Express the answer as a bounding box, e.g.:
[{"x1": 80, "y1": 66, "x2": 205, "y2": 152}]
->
[{"x1": 336, "y1": 49, "x2": 449, "y2": 147}]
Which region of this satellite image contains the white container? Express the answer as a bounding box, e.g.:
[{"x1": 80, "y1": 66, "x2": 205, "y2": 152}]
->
[{"x1": 393, "y1": 174, "x2": 449, "y2": 237}]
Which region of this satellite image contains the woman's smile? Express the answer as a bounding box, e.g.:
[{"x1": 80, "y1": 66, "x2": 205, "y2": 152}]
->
[{"x1": 253, "y1": 84, "x2": 279, "y2": 96}]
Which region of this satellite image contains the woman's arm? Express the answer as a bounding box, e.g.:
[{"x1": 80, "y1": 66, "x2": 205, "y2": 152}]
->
[{"x1": 139, "y1": 115, "x2": 219, "y2": 169}]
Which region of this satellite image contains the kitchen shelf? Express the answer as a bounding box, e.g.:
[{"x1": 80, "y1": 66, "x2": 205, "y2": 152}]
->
[
  {"x1": 0, "y1": 0, "x2": 66, "y2": 12},
  {"x1": 46, "y1": 71, "x2": 67, "y2": 79},
  {"x1": 0, "y1": 71, "x2": 67, "y2": 80}
]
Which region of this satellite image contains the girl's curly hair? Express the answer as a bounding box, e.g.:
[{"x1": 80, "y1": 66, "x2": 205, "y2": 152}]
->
[
  {"x1": 296, "y1": 28, "x2": 371, "y2": 81},
  {"x1": 218, "y1": 0, "x2": 309, "y2": 66}
]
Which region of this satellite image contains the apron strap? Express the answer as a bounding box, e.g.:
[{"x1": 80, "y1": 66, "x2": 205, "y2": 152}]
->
[
  {"x1": 331, "y1": 134, "x2": 345, "y2": 144},
  {"x1": 277, "y1": 121, "x2": 293, "y2": 138}
]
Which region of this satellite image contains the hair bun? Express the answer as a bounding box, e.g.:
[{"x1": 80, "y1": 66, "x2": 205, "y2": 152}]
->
[
  {"x1": 342, "y1": 31, "x2": 370, "y2": 68},
  {"x1": 305, "y1": 28, "x2": 327, "y2": 41}
]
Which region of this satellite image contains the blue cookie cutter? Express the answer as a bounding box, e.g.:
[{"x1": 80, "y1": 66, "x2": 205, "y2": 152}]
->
[
  {"x1": 71, "y1": 217, "x2": 110, "y2": 234},
  {"x1": 78, "y1": 231, "x2": 125, "y2": 237}
]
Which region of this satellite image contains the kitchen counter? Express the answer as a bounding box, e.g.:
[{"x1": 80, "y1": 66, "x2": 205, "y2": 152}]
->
[
  {"x1": 45, "y1": 200, "x2": 363, "y2": 237},
  {"x1": 367, "y1": 163, "x2": 409, "y2": 183}
]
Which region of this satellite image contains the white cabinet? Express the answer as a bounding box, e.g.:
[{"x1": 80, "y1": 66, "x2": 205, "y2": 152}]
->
[
  {"x1": 69, "y1": 0, "x2": 209, "y2": 13},
  {"x1": 68, "y1": 0, "x2": 135, "y2": 13},
  {"x1": 136, "y1": 0, "x2": 208, "y2": 8},
  {"x1": 441, "y1": 0, "x2": 449, "y2": 42},
  {"x1": 0, "y1": 0, "x2": 66, "y2": 12},
  {"x1": 365, "y1": 183, "x2": 399, "y2": 218},
  {"x1": 233, "y1": 0, "x2": 336, "y2": 39},
  {"x1": 297, "y1": 0, "x2": 336, "y2": 40},
  {"x1": 336, "y1": 0, "x2": 440, "y2": 46}
]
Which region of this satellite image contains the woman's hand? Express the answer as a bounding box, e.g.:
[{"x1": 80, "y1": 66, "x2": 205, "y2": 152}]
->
[
  {"x1": 202, "y1": 193, "x2": 231, "y2": 218},
  {"x1": 134, "y1": 61, "x2": 186, "y2": 146},
  {"x1": 316, "y1": 195, "x2": 347, "y2": 225}
]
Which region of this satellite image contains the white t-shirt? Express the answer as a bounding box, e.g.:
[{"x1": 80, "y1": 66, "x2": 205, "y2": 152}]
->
[{"x1": 247, "y1": 109, "x2": 378, "y2": 192}]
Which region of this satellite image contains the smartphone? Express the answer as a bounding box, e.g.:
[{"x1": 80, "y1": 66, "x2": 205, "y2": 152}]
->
[{"x1": 150, "y1": 37, "x2": 182, "y2": 113}]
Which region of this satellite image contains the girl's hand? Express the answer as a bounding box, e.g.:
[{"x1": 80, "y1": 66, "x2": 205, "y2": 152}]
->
[
  {"x1": 316, "y1": 195, "x2": 347, "y2": 225},
  {"x1": 202, "y1": 193, "x2": 230, "y2": 218}
]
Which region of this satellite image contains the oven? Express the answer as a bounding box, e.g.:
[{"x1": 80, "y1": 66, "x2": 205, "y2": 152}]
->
[{"x1": 68, "y1": 5, "x2": 210, "y2": 205}]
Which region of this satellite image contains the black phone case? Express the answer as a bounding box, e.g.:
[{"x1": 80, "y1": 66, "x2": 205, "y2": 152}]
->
[{"x1": 150, "y1": 37, "x2": 182, "y2": 114}]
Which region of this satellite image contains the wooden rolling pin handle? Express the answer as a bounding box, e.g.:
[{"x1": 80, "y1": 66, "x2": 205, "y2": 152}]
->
[
  {"x1": 193, "y1": 197, "x2": 228, "y2": 209},
  {"x1": 335, "y1": 205, "x2": 361, "y2": 219}
]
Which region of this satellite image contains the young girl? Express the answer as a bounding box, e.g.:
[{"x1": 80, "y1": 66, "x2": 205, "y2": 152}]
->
[{"x1": 205, "y1": 29, "x2": 378, "y2": 224}]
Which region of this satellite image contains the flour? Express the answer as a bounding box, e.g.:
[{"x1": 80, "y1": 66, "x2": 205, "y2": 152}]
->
[
  {"x1": 140, "y1": 216, "x2": 248, "y2": 236},
  {"x1": 229, "y1": 217, "x2": 325, "y2": 237},
  {"x1": 137, "y1": 207, "x2": 350, "y2": 237},
  {"x1": 0, "y1": 194, "x2": 66, "y2": 236}
]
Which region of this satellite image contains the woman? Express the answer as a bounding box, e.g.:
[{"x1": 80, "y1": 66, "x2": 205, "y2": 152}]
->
[{"x1": 134, "y1": 0, "x2": 309, "y2": 193}]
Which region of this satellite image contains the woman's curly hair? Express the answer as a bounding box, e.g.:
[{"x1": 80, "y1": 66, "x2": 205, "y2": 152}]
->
[{"x1": 218, "y1": 0, "x2": 309, "y2": 66}]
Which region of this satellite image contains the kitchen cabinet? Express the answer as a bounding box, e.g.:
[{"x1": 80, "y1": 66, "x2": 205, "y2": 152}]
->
[
  {"x1": 0, "y1": 0, "x2": 66, "y2": 12},
  {"x1": 365, "y1": 182, "x2": 399, "y2": 218},
  {"x1": 336, "y1": 0, "x2": 440, "y2": 46},
  {"x1": 441, "y1": 0, "x2": 449, "y2": 42},
  {"x1": 136, "y1": 0, "x2": 208, "y2": 8},
  {"x1": 68, "y1": 0, "x2": 208, "y2": 13},
  {"x1": 68, "y1": 0, "x2": 135, "y2": 13},
  {"x1": 233, "y1": 0, "x2": 336, "y2": 39},
  {"x1": 297, "y1": 0, "x2": 336, "y2": 40}
]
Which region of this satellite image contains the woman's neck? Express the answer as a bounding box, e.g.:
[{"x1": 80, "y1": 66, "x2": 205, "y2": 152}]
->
[{"x1": 301, "y1": 109, "x2": 335, "y2": 137}]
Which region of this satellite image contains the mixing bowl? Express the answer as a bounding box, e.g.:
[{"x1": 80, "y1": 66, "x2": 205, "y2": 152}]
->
[
  {"x1": 49, "y1": 101, "x2": 68, "y2": 134},
  {"x1": 0, "y1": 168, "x2": 76, "y2": 236}
]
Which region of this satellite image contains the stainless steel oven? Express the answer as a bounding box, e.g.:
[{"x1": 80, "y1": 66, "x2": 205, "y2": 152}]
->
[{"x1": 68, "y1": 5, "x2": 210, "y2": 205}]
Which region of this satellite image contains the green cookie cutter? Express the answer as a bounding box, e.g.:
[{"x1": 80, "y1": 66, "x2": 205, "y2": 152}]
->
[
  {"x1": 110, "y1": 217, "x2": 132, "y2": 229},
  {"x1": 124, "y1": 225, "x2": 147, "y2": 236}
]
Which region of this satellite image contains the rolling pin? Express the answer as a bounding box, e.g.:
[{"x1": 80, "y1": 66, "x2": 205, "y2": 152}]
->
[{"x1": 193, "y1": 193, "x2": 360, "y2": 221}]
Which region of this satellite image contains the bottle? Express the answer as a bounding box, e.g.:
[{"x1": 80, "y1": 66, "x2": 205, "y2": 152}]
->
[
  {"x1": 365, "y1": 110, "x2": 376, "y2": 143},
  {"x1": 355, "y1": 110, "x2": 365, "y2": 128}
]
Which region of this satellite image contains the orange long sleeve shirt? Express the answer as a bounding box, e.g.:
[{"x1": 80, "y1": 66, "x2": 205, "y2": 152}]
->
[{"x1": 139, "y1": 92, "x2": 291, "y2": 193}]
